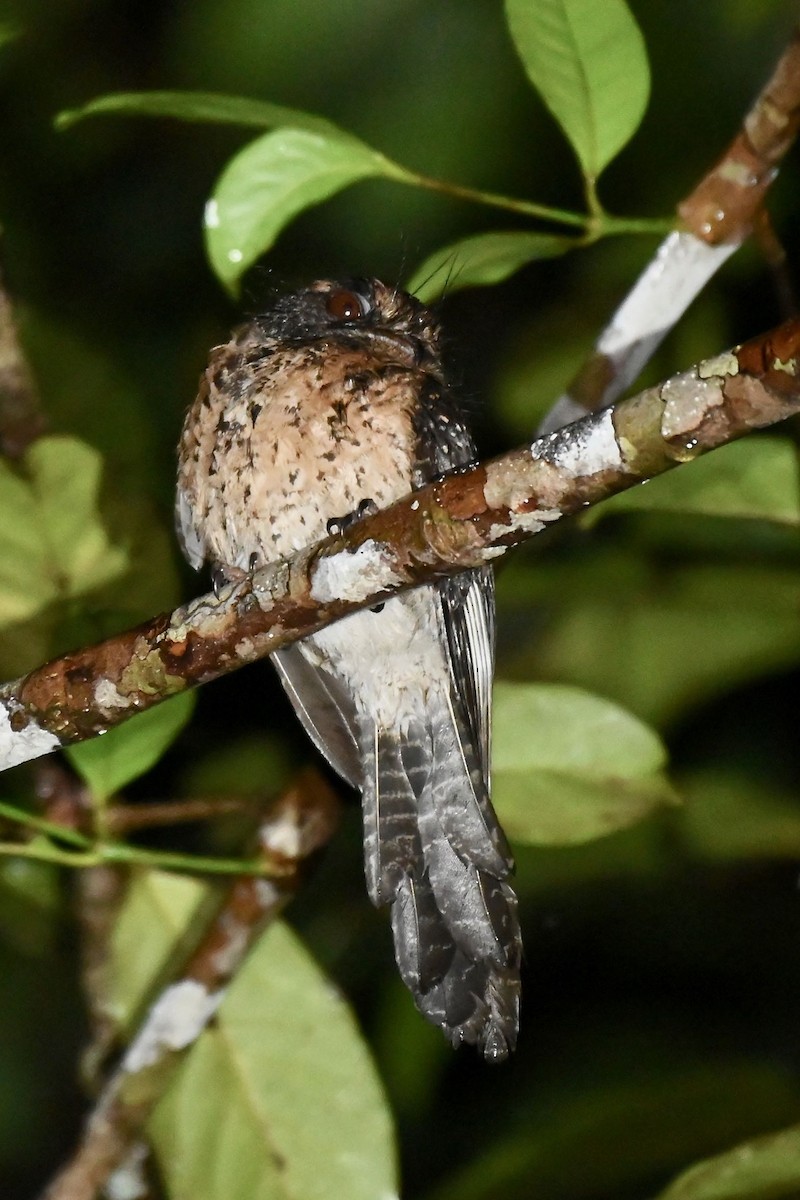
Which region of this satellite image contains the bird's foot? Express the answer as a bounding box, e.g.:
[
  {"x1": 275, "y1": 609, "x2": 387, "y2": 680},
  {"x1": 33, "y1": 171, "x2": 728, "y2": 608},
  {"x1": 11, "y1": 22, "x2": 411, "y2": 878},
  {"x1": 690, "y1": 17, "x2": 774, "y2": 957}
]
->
[
  {"x1": 325, "y1": 497, "x2": 378, "y2": 537},
  {"x1": 210, "y1": 553, "x2": 260, "y2": 599}
]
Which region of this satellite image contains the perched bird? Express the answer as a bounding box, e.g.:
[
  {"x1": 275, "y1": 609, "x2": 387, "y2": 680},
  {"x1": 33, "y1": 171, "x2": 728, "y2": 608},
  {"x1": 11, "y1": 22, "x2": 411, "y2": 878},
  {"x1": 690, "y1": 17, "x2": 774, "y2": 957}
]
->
[{"x1": 176, "y1": 278, "x2": 522, "y2": 1059}]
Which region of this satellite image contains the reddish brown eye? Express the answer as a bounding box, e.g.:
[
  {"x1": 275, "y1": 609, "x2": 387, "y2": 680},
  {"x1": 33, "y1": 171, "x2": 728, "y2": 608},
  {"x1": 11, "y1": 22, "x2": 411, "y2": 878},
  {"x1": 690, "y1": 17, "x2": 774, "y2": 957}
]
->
[{"x1": 325, "y1": 289, "x2": 366, "y2": 321}]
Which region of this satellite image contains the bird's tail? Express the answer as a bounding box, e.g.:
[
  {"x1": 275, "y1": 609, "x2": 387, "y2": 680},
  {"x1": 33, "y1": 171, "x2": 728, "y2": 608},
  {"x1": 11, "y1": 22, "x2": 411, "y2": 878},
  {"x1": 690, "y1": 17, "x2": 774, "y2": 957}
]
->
[{"x1": 359, "y1": 705, "x2": 521, "y2": 1061}]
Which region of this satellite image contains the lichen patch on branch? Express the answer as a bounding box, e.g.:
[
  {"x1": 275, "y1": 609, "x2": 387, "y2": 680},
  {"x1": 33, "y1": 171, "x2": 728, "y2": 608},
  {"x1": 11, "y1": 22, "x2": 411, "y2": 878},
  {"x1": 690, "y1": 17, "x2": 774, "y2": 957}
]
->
[
  {"x1": 0, "y1": 703, "x2": 59, "y2": 768},
  {"x1": 122, "y1": 980, "x2": 223, "y2": 1073},
  {"x1": 310, "y1": 540, "x2": 401, "y2": 604}
]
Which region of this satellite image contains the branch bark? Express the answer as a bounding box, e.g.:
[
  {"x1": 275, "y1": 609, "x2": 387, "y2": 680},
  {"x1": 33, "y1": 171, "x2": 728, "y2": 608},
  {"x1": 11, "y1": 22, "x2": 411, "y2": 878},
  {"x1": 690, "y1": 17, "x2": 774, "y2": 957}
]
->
[{"x1": 2, "y1": 319, "x2": 799, "y2": 776}]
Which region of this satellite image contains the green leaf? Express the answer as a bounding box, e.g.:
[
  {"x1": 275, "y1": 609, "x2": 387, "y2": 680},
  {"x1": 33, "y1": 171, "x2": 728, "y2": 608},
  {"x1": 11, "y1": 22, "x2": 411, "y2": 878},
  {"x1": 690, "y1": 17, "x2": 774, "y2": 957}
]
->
[
  {"x1": 150, "y1": 920, "x2": 398, "y2": 1200},
  {"x1": 56, "y1": 90, "x2": 344, "y2": 138},
  {"x1": 656, "y1": 1125, "x2": 800, "y2": 1200},
  {"x1": 596, "y1": 437, "x2": 800, "y2": 526},
  {"x1": 66, "y1": 692, "x2": 195, "y2": 804},
  {"x1": 505, "y1": 0, "x2": 650, "y2": 179},
  {"x1": 0, "y1": 436, "x2": 127, "y2": 630},
  {"x1": 110, "y1": 869, "x2": 211, "y2": 1032},
  {"x1": 205, "y1": 127, "x2": 413, "y2": 294},
  {"x1": 492, "y1": 682, "x2": 676, "y2": 845},
  {"x1": 406, "y1": 231, "x2": 576, "y2": 303}
]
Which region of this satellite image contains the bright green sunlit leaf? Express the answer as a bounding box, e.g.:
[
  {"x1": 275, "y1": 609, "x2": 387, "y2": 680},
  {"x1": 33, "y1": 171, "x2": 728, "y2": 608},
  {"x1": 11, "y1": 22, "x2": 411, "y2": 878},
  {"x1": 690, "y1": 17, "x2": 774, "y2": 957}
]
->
[
  {"x1": 205, "y1": 127, "x2": 413, "y2": 294},
  {"x1": 56, "y1": 90, "x2": 344, "y2": 138},
  {"x1": 406, "y1": 230, "x2": 576, "y2": 303},
  {"x1": 505, "y1": 0, "x2": 650, "y2": 179}
]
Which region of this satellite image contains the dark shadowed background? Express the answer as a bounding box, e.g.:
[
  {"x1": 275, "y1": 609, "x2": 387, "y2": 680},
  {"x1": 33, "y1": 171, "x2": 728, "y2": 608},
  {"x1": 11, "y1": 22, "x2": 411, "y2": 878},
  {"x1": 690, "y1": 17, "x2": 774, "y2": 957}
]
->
[{"x1": 1, "y1": 2, "x2": 800, "y2": 1197}]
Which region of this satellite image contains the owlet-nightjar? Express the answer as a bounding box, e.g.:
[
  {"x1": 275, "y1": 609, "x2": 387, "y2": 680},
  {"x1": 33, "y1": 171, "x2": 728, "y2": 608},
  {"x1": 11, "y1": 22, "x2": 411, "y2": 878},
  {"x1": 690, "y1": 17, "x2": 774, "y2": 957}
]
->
[{"x1": 176, "y1": 278, "x2": 522, "y2": 1059}]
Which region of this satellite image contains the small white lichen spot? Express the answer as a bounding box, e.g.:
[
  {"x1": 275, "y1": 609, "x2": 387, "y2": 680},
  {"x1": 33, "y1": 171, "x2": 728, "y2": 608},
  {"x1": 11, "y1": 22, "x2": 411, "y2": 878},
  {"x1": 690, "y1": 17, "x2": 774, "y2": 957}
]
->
[
  {"x1": 488, "y1": 506, "x2": 561, "y2": 544},
  {"x1": 661, "y1": 372, "x2": 723, "y2": 441},
  {"x1": 697, "y1": 350, "x2": 739, "y2": 381},
  {"x1": 262, "y1": 812, "x2": 303, "y2": 859},
  {"x1": 123, "y1": 980, "x2": 222, "y2": 1073},
  {"x1": 254, "y1": 878, "x2": 280, "y2": 907},
  {"x1": 718, "y1": 160, "x2": 758, "y2": 188},
  {"x1": 94, "y1": 678, "x2": 130, "y2": 711},
  {"x1": 0, "y1": 706, "x2": 60, "y2": 770},
  {"x1": 209, "y1": 918, "x2": 251, "y2": 978},
  {"x1": 553, "y1": 408, "x2": 622, "y2": 476},
  {"x1": 204, "y1": 199, "x2": 220, "y2": 229},
  {"x1": 106, "y1": 1144, "x2": 149, "y2": 1200},
  {"x1": 311, "y1": 540, "x2": 401, "y2": 605}
]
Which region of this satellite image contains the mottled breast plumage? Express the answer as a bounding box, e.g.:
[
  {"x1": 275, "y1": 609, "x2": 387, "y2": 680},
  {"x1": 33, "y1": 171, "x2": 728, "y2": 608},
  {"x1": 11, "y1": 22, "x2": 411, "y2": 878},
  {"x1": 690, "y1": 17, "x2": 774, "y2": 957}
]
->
[{"x1": 177, "y1": 278, "x2": 454, "y2": 573}]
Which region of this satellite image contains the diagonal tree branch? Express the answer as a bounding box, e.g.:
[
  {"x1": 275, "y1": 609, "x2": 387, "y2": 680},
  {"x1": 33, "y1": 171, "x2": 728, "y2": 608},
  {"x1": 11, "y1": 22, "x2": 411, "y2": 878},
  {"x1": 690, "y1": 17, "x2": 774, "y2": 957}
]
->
[
  {"x1": 2, "y1": 318, "x2": 799, "y2": 779},
  {"x1": 540, "y1": 23, "x2": 800, "y2": 434}
]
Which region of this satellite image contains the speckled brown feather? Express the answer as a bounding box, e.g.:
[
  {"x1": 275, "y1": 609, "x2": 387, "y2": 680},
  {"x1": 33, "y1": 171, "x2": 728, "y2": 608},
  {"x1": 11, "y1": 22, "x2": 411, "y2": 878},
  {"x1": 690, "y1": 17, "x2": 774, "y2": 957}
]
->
[
  {"x1": 176, "y1": 278, "x2": 522, "y2": 1059},
  {"x1": 178, "y1": 340, "x2": 423, "y2": 568}
]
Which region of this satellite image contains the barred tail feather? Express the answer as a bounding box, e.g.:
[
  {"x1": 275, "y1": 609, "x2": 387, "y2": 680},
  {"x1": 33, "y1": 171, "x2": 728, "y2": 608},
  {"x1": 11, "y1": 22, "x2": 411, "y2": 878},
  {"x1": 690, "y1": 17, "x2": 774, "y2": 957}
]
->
[{"x1": 360, "y1": 704, "x2": 521, "y2": 1060}]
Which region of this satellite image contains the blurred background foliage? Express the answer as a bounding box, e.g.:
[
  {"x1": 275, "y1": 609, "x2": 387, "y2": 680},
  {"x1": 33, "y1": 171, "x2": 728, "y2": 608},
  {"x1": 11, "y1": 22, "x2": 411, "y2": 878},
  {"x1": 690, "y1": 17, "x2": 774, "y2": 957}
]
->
[{"x1": 1, "y1": 0, "x2": 800, "y2": 1197}]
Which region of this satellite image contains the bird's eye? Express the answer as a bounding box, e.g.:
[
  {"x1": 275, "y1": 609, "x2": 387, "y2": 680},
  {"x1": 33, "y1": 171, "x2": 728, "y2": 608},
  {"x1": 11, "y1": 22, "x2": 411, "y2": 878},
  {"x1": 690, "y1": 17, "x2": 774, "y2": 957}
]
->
[{"x1": 325, "y1": 288, "x2": 368, "y2": 321}]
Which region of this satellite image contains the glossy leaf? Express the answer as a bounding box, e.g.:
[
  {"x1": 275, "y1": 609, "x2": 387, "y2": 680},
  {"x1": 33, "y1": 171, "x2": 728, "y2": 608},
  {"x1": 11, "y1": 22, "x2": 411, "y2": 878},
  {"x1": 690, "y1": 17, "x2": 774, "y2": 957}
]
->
[
  {"x1": 56, "y1": 90, "x2": 344, "y2": 138},
  {"x1": 492, "y1": 681, "x2": 676, "y2": 845},
  {"x1": 596, "y1": 437, "x2": 800, "y2": 526},
  {"x1": 505, "y1": 0, "x2": 650, "y2": 179},
  {"x1": 150, "y1": 918, "x2": 398, "y2": 1200},
  {"x1": 66, "y1": 691, "x2": 195, "y2": 804},
  {"x1": 205, "y1": 127, "x2": 412, "y2": 293},
  {"x1": 656, "y1": 1124, "x2": 800, "y2": 1200},
  {"x1": 406, "y1": 230, "x2": 576, "y2": 303}
]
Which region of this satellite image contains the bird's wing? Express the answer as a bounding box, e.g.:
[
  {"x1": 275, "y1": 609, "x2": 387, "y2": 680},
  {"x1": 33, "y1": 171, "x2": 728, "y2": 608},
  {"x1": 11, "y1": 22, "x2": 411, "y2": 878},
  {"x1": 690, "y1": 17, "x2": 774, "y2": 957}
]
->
[
  {"x1": 271, "y1": 645, "x2": 362, "y2": 788},
  {"x1": 437, "y1": 565, "x2": 495, "y2": 787},
  {"x1": 174, "y1": 482, "x2": 207, "y2": 572}
]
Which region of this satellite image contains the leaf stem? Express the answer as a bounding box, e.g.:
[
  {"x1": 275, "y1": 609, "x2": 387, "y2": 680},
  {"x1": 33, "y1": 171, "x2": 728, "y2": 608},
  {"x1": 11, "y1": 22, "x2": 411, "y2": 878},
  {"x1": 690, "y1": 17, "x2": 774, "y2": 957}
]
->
[
  {"x1": 406, "y1": 170, "x2": 673, "y2": 240},
  {"x1": 0, "y1": 826, "x2": 279, "y2": 876},
  {"x1": 409, "y1": 172, "x2": 590, "y2": 228},
  {"x1": 0, "y1": 799, "x2": 90, "y2": 847}
]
